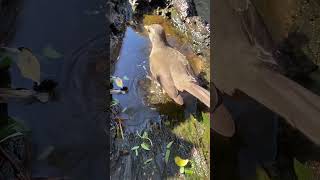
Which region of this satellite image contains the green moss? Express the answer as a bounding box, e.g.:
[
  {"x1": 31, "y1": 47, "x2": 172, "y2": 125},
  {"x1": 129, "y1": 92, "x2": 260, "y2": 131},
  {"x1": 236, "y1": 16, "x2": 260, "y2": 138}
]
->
[
  {"x1": 143, "y1": 15, "x2": 190, "y2": 43},
  {"x1": 172, "y1": 113, "x2": 210, "y2": 178}
]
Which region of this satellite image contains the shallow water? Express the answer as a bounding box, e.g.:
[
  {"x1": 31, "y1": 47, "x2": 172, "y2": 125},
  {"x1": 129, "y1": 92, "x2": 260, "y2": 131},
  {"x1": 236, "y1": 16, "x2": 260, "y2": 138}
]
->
[
  {"x1": 6, "y1": 0, "x2": 107, "y2": 179},
  {"x1": 112, "y1": 26, "x2": 200, "y2": 133},
  {"x1": 113, "y1": 27, "x2": 160, "y2": 132}
]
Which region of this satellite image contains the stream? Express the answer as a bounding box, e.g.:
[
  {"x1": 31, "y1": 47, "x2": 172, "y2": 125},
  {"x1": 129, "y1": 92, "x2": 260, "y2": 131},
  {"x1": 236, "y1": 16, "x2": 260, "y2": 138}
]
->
[{"x1": 6, "y1": 0, "x2": 107, "y2": 179}]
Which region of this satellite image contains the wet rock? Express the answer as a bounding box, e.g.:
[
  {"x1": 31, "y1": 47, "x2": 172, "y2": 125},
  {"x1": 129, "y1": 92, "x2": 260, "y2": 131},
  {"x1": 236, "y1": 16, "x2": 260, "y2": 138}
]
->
[
  {"x1": 171, "y1": 0, "x2": 197, "y2": 19},
  {"x1": 251, "y1": 0, "x2": 320, "y2": 66},
  {"x1": 132, "y1": 0, "x2": 210, "y2": 57},
  {"x1": 109, "y1": 0, "x2": 131, "y2": 68}
]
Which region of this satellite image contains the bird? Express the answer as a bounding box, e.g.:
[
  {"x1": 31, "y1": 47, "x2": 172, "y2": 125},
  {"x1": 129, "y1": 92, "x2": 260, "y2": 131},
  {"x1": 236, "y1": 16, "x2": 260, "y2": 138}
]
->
[
  {"x1": 213, "y1": 0, "x2": 320, "y2": 144},
  {"x1": 144, "y1": 24, "x2": 210, "y2": 107},
  {"x1": 145, "y1": 24, "x2": 236, "y2": 137}
]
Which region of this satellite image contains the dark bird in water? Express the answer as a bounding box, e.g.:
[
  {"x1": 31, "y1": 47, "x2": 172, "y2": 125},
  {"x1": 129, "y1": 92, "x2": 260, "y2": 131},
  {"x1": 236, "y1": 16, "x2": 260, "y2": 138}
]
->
[
  {"x1": 145, "y1": 24, "x2": 210, "y2": 107},
  {"x1": 145, "y1": 24, "x2": 236, "y2": 137}
]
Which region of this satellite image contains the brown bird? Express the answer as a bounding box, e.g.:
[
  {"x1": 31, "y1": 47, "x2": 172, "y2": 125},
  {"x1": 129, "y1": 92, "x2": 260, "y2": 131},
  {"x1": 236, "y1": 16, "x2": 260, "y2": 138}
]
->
[
  {"x1": 144, "y1": 24, "x2": 210, "y2": 107},
  {"x1": 213, "y1": 0, "x2": 320, "y2": 144}
]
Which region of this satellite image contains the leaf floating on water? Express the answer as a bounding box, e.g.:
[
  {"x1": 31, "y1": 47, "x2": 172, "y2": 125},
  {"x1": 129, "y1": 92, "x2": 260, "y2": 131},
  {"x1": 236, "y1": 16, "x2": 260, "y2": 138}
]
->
[
  {"x1": 114, "y1": 77, "x2": 123, "y2": 88},
  {"x1": 166, "y1": 141, "x2": 174, "y2": 148},
  {"x1": 123, "y1": 76, "x2": 129, "y2": 80},
  {"x1": 17, "y1": 48, "x2": 41, "y2": 83},
  {"x1": 294, "y1": 158, "x2": 313, "y2": 180},
  {"x1": 43, "y1": 45, "x2": 62, "y2": 59},
  {"x1": 144, "y1": 158, "x2": 153, "y2": 165},
  {"x1": 122, "y1": 107, "x2": 128, "y2": 113},
  {"x1": 141, "y1": 142, "x2": 150, "y2": 151},
  {"x1": 37, "y1": 145, "x2": 55, "y2": 160},
  {"x1": 174, "y1": 156, "x2": 189, "y2": 167}
]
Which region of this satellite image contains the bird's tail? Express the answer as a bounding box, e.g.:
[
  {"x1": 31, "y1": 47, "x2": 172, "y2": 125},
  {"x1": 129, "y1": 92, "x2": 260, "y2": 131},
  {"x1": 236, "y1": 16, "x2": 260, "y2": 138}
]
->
[
  {"x1": 259, "y1": 70, "x2": 320, "y2": 145},
  {"x1": 185, "y1": 83, "x2": 210, "y2": 108}
]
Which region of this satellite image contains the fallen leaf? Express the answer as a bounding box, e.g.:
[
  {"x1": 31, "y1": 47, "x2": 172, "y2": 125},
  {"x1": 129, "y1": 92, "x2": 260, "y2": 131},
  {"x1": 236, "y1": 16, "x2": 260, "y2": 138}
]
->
[
  {"x1": 144, "y1": 158, "x2": 153, "y2": 165},
  {"x1": 123, "y1": 76, "x2": 129, "y2": 80},
  {"x1": 43, "y1": 45, "x2": 62, "y2": 59},
  {"x1": 165, "y1": 149, "x2": 170, "y2": 164},
  {"x1": 166, "y1": 141, "x2": 174, "y2": 148},
  {"x1": 17, "y1": 48, "x2": 41, "y2": 83},
  {"x1": 175, "y1": 156, "x2": 189, "y2": 167},
  {"x1": 131, "y1": 146, "x2": 139, "y2": 150},
  {"x1": 256, "y1": 166, "x2": 271, "y2": 180},
  {"x1": 184, "y1": 168, "x2": 194, "y2": 175},
  {"x1": 141, "y1": 142, "x2": 150, "y2": 151},
  {"x1": 294, "y1": 158, "x2": 313, "y2": 180},
  {"x1": 179, "y1": 167, "x2": 185, "y2": 174},
  {"x1": 37, "y1": 145, "x2": 55, "y2": 160},
  {"x1": 114, "y1": 77, "x2": 123, "y2": 88}
]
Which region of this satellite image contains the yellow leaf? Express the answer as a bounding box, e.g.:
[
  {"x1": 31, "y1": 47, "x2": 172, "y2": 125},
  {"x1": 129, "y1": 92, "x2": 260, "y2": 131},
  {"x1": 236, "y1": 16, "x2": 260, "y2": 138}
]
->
[
  {"x1": 115, "y1": 77, "x2": 123, "y2": 88},
  {"x1": 174, "y1": 156, "x2": 189, "y2": 167}
]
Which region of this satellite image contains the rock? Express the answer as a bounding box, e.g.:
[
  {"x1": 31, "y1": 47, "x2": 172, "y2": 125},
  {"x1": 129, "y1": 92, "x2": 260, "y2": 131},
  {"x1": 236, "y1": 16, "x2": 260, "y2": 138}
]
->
[
  {"x1": 108, "y1": 0, "x2": 131, "y2": 72},
  {"x1": 251, "y1": 0, "x2": 320, "y2": 66},
  {"x1": 171, "y1": 0, "x2": 197, "y2": 19}
]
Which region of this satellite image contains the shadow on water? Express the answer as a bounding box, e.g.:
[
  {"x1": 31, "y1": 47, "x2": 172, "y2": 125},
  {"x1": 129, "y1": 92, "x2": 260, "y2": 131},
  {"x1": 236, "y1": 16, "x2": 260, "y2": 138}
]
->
[{"x1": 2, "y1": 0, "x2": 108, "y2": 179}]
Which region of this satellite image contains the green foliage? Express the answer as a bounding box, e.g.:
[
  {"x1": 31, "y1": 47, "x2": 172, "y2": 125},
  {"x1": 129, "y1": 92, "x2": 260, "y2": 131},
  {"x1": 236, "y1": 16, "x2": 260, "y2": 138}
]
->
[
  {"x1": 0, "y1": 117, "x2": 28, "y2": 143},
  {"x1": 294, "y1": 159, "x2": 314, "y2": 180},
  {"x1": 256, "y1": 167, "x2": 271, "y2": 180}
]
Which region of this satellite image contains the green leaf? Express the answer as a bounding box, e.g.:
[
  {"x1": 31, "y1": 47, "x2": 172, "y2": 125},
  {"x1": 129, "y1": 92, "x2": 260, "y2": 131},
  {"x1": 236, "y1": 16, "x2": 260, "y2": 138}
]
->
[
  {"x1": 0, "y1": 56, "x2": 12, "y2": 69},
  {"x1": 135, "y1": 149, "x2": 138, "y2": 156},
  {"x1": 111, "y1": 98, "x2": 119, "y2": 106},
  {"x1": 184, "y1": 168, "x2": 194, "y2": 175},
  {"x1": 166, "y1": 141, "x2": 174, "y2": 148},
  {"x1": 179, "y1": 167, "x2": 185, "y2": 174},
  {"x1": 256, "y1": 167, "x2": 271, "y2": 180},
  {"x1": 43, "y1": 45, "x2": 62, "y2": 59},
  {"x1": 0, "y1": 117, "x2": 27, "y2": 143},
  {"x1": 165, "y1": 149, "x2": 170, "y2": 164},
  {"x1": 131, "y1": 146, "x2": 140, "y2": 150},
  {"x1": 294, "y1": 159, "x2": 313, "y2": 180},
  {"x1": 142, "y1": 131, "x2": 148, "y2": 138},
  {"x1": 144, "y1": 158, "x2": 153, "y2": 165},
  {"x1": 141, "y1": 142, "x2": 150, "y2": 151}
]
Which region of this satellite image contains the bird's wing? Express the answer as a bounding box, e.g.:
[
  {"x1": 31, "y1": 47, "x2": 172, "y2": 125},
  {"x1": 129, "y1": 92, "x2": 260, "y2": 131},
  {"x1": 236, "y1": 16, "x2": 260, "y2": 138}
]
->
[
  {"x1": 168, "y1": 48, "x2": 197, "y2": 88},
  {"x1": 156, "y1": 73, "x2": 183, "y2": 104}
]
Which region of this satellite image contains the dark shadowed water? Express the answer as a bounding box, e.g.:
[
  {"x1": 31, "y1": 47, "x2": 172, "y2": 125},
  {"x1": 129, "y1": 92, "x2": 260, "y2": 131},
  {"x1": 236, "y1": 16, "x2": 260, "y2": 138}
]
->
[{"x1": 6, "y1": 0, "x2": 107, "y2": 179}]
